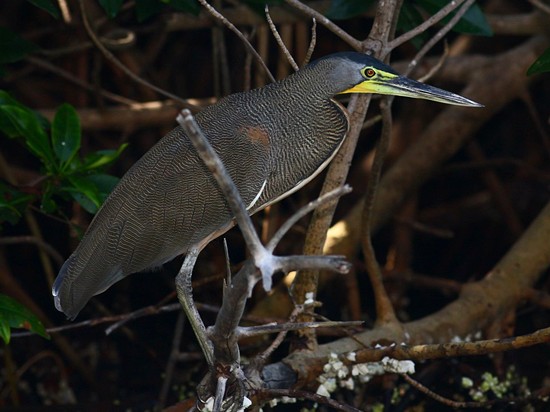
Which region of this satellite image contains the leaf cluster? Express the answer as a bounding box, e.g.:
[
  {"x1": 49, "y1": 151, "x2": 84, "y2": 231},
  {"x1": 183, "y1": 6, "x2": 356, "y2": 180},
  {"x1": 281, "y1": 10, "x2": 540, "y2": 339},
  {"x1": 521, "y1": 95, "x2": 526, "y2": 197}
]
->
[
  {"x1": 0, "y1": 91, "x2": 127, "y2": 224},
  {"x1": 0, "y1": 0, "x2": 130, "y2": 346}
]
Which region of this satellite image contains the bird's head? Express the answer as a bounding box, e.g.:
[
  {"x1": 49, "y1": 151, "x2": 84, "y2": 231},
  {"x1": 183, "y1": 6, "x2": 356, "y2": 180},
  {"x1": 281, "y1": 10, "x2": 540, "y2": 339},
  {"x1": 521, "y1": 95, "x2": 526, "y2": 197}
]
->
[{"x1": 314, "y1": 52, "x2": 482, "y2": 107}]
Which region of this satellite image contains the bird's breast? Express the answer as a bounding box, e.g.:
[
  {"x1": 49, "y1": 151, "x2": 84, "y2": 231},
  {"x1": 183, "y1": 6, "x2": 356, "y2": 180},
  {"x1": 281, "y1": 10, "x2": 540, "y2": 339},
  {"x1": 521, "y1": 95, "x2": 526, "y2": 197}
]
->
[{"x1": 252, "y1": 98, "x2": 349, "y2": 210}]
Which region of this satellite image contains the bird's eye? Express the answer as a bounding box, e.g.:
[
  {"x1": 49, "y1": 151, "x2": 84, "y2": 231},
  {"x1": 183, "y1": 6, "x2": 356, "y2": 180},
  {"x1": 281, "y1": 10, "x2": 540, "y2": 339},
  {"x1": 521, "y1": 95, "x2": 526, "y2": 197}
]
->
[{"x1": 365, "y1": 68, "x2": 376, "y2": 78}]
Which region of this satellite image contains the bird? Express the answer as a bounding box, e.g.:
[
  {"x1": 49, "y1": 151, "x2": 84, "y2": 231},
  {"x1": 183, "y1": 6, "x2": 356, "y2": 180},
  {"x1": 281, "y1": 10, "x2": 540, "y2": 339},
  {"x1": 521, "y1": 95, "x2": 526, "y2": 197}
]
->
[{"x1": 53, "y1": 52, "x2": 481, "y2": 319}]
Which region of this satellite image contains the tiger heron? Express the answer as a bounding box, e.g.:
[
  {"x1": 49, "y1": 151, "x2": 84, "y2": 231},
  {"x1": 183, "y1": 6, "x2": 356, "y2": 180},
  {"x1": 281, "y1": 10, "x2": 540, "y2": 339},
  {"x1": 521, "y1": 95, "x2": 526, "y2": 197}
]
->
[{"x1": 53, "y1": 52, "x2": 481, "y2": 322}]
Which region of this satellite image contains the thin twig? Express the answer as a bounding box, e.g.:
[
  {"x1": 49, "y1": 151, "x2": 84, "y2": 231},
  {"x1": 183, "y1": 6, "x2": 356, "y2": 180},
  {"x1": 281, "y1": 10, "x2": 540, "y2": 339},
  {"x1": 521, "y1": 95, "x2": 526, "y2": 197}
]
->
[
  {"x1": 175, "y1": 249, "x2": 215, "y2": 365},
  {"x1": 237, "y1": 320, "x2": 364, "y2": 337},
  {"x1": 266, "y1": 185, "x2": 352, "y2": 252},
  {"x1": 416, "y1": 42, "x2": 449, "y2": 83},
  {"x1": 401, "y1": 373, "x2": 483, "y2": 408},
  {"x1": 283, "y1": 0, "x2": 362, "y2": 51},
  {"x1": 57, "y1": 0, "x2": 71, "y2": 23},
  {"x1": 243, "y1": 28, "x2": 255, "y2": 91},
  {"x1": 401, "y1": 374, "x2": 550, "y2": 408},
  {"x1": 401, "y1": 374, "x2": 549, "y2": 410},
  {"x1": 405, "y1": 0, "x2": 476, "y2": 77},
  {"x1": 0, "y1": 350, "x2": 67, "y2": 400},
  {"x1": 158, "y1": 313, "x2": 186, "y2": 409},
  {"x1": 176, "y1": 110, "x2": 264, "y2": 261},
  {"x1": 276, "y1": 255, "x2": 351, "y2": 274},
  {"x1": 303, "y1": 18, "x2": 317, "y2": 66},
  {"x1": 361, "y1": 113, "x2": 382, "y2": 130},
  {"x1": 213, "y1": 376, "x2": 228, "y2": 412},
  {"x1": 361, "y1": 100, "x2": 399, "y2": 325},
  {"x1": 11, "y1": 303, "x2": 181, "y2": 338},
  {"x1": 10, "y1": 299, "x2": 294, "y2": 339},
  {"x1": 393, "y1": 218, "x2": 455, "y2": 239},
  {"x1": 78, "y1": 0, "x2": 199, "y2": 110},
  {"x1": 105, "y1": 303, "x2": 174, "y2": 335},
  {"x1": 223, "y1": 238, "x2": 232, "y2": 284},
  {"x1": 265, "y1": 5, "x2": 299, "y2": 72},
  {"x1": 197, "y1": 0, "x2": 275, "y2": 83},
  {"x1": 520, "y1": 89, "x2": 550, "y2": 160},
  {"x1": 257, "y1": 307, "x2": 302, "y2": 362},
  {"x1": 388, "y1": 0, "x2": 467, "y2": 51},
  {"x1": 352, "y1": 326, "x2": 550, "y2": 363},
  {"x1": 0, "y1": 236, "x2": 64, "y2": 267},
  {"x1": 212, "y1": 0, "x2": 231, "y2": 97},
  {"x1": 26, "y1": 56, "x2": 137, "y2": 106},
  {"x1": 528, "y1": 0, "x2": 550, "y2": 15}
]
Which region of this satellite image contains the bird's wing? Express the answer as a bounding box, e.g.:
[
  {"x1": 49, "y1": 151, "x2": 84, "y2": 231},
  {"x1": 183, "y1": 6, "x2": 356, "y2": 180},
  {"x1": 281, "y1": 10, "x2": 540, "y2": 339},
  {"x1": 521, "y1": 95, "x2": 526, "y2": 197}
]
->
[{"x1": 53, "y1": 117, "x2": 271, "y2": 319}]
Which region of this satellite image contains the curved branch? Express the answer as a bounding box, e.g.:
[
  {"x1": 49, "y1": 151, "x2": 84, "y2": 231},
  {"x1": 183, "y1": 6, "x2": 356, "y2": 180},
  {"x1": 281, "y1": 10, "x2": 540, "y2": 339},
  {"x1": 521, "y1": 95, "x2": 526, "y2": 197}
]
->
[
  {"x1": 387, "y1": 0, "x2": 467, "y2": 52},
  {"x1": 283, "y1": 0, "x2": 362, "y2": 51},
  {"x1": 278, "y1": 197, "x2": 550, "y2": 382},
  {"x1": 361, "y1": 100, "x2": 399, "y2": 326},
  {"x1": 78, "y1": 0, "x2": 199, "y2": 110}
]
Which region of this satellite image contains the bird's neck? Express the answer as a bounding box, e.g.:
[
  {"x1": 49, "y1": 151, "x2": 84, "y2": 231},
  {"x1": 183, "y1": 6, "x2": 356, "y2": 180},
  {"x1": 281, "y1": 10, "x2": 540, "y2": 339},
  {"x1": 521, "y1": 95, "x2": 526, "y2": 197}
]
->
[{"x1": 271, "y1": 64, "x2": 339, "y2": 102}]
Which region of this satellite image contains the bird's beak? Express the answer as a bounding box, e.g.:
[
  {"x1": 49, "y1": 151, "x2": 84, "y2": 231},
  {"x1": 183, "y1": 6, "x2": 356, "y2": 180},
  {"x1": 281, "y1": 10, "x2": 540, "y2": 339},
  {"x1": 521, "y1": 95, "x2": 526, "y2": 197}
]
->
[{"x1": 342, "y1": 71, "x2": 483, "y2": 107}]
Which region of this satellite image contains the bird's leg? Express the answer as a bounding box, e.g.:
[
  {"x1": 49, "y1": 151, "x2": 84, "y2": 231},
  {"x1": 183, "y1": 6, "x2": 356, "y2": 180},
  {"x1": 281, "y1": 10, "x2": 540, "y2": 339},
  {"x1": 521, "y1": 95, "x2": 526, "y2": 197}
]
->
[{"x1": 175, "y1": 247, "x2": 214, "y2": 365}]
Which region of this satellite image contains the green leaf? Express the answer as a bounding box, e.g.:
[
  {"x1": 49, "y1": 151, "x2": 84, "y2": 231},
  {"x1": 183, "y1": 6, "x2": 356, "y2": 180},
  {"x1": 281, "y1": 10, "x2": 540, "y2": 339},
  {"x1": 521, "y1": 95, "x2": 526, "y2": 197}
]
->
[
  {"x1": 0, "y1": 320, "x2": 10, "y2": 344},
  {"x1": 40, "y1": 183, "x2": 57, "y2": 213},
  {"x1": 325, "y1": 0, "x2": 374, "y2": 20},
  {"x1": 527, "y1": 48, "x2": 550, "y2": 76},
  {"x1": 397, "y1": 2, "x2": 430, "y2": 49},
  {"x1": 0, "y1": 202, "x2": 23, "y2": 225},
  {"x1": 52, "y1": 103, "x2": 81, "y2": 165},
  {"x1": 82, "y1": 143, "x2": 128, "y2": 171},
  {"x1": 167, "y1": 0, "x2": 200, "y2": 15},
  {"x1": 87, "y1": 173, "x2": 119, "y2": 203},
  {"x1": 99, "y1": 0, "x2": 125, "y2": 18},
  {"x1": 0, "y1": 294, "x2": 49, "y2": 344},
  {"x1": 0, "y1": 90, "x2": 20, "y2": 106},
  {"x1": 64, "y1": 176, "x2": 103, "y2": 213},
  {"x1": 26, "y1": 0, "x2": 61, "y2": 18},
  {"x1": 63, "y1": 174, "x2": 119, "y2": 213},
  {"x1": 416, "y1": 0, "x2": 492, "y2": 36},
  {"x1": 0, "y1": 27, "x2": 38, "y2": 64},
  {"x1": 0, "y1": 106, "x2": 56, "y2": 169},
  {"x1": 0, "y1": 90, "x2": 50, "y2": 133},
  {"x1": 0, "y1": 182, "x2": 33, "y2": 227},
  {"x1": 69, "y1": 191, "x2": 98, "y2": 213},
  {"x1": 135, "y1": 0, "x2": 164, "y2": 21}
]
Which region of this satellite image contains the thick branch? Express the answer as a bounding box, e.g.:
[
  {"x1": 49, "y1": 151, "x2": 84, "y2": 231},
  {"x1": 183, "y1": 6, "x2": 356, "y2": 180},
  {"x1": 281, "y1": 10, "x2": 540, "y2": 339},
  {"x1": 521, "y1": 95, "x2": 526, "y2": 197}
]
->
[
  {"x1": 277, "y1": 197, "x2": 550, "y2": 382},
  {"x1": 176, "y1": 109, "x2": 264, "y2": 259}
]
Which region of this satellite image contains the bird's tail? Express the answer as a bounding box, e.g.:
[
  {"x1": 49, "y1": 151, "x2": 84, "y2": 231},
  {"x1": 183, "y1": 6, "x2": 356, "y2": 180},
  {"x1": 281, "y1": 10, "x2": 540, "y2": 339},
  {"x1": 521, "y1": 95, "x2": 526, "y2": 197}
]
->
[{"x1": 52, "y1": 252, "x2": 124, "y2": 320}]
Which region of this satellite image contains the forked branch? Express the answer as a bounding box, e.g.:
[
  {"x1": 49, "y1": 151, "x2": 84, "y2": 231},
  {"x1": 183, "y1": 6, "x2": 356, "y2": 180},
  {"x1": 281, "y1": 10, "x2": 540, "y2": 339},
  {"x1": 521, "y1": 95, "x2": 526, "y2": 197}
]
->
[{"x1": 175, "y1": 109, "x2": 352, "y2": 408}]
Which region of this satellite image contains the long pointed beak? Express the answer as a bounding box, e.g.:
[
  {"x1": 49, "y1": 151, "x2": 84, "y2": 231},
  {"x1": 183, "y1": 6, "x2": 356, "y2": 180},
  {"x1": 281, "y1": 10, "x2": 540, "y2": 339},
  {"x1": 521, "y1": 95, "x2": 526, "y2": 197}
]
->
[{"x1": 344, "y1": 74, "x2": 483, "y2": 107}]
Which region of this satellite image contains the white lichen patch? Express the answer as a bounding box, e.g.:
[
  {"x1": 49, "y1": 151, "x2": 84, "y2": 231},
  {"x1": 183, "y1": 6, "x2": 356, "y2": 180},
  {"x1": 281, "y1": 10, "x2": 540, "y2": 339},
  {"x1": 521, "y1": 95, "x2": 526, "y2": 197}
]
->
[
  {"x1": 316, "y1": 352, "x2": 416, "y2": 397},
  {"x1": 268, "y1": 396, "x2": 296, "y2": 408},
  {"x1": 380, "y1": 357, "x2": 415, "y2": 374},
  {"x1": 304, "y1": 292, "x2": 315, "y2": 305},
  {"x1": 346, "y1": 351, "x2": 356, "y2": 362}
]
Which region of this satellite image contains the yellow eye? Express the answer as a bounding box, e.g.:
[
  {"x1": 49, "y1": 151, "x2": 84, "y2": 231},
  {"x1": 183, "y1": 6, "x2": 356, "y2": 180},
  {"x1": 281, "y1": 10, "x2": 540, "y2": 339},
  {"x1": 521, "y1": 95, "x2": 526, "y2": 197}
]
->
[{"x1": 365, "y1": 68, "x2": 376, "y2": 78}]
